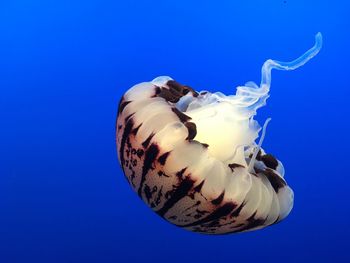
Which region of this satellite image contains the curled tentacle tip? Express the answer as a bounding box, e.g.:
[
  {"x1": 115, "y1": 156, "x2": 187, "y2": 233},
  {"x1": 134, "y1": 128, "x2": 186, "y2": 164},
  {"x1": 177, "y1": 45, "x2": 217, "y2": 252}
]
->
[
  {"x1": 315, "y1": 32, "x2": 322, "y2": 41},
  {"x1": 314, "y1": 32, "x2": 323, "y2": 52}
]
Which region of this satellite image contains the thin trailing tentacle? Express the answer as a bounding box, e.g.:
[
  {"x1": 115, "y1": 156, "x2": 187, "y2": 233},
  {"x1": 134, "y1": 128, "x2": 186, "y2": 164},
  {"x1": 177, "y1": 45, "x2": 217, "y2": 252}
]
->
[
  {"x1": 260, "y1": 32, "x2": 323, "y2": 90},
  {"x1": 229, "y1": 33, "x2": 322, "y2": 120},
  {"x1": 248, "y1": 117, "x2": 271, "y2": 173}
]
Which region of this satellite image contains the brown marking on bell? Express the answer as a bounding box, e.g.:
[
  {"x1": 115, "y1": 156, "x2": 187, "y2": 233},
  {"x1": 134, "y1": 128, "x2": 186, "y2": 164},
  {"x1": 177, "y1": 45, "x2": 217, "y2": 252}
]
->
[
  {"x1": 166, "y1": 80, "x2": 183, "y2": 92},
  {"x1": 183, "y1": 85, "x2": 198, "y2": 97},
  {"x1": 168, "y1": 87, "x2": 183, "y2": 98},
  {"x1": 211, "y1": 191, "x2": 225, "y2": 205},
  {"x1": 157, "y1": 171, "x2": 170, "y2": 178},
  {"x1": 136, "y1": 149, "x2": 144, "y2": 158},
  {"x1": 171, "y1": 107, "x2": 192, "y2": 123},
  {"x1": 176, "y1": 167, "x2": 187, "y2": 179},
  {"x1": 188, "y1": 180, "x2": 205, "y2": 199},
  {"x1": 156, "y1": 175, "x2": 196, "y2": 217},
  {"x1": 157, "y1": 88, "x2": 180, "y2": 103},
  {"x1": 144, "y1": 184, "x2": 154, "y2": 204},
  {"x1": 138, "y1": 143, "x2": 160, "y2": 197},
  {"x1": 154, "y1": 86, "x2": 161, "y2": 95},
  {"x1": 158, "y1": 151, "x2": 171, "y2": 165},
  {"x1": 261, "y1": 154, "x2": 278, "y2": 170},
  {"x1": 180, "y1": 202, "x2": 237, "y2": 228},
  {"x1": 117, "y1": 96, "x2": 125, "y2": 116},
  {"x1": 142, "y1": 133, "x2": 155, "y2": 148},
  {"x1": 119, "y1": 118, "x2": 134, "y2": 169},
  {"x1": 125, "y1": 113, "x2": 135, "y2": 123},
  {"x1": 184, "y1": 122, "x2": 197, "y2": 140},
  {"x1": 131, "y1": 123, "x2": 142, "y2": 136},
  {"x1": 228, "y1": 163, "x2": 245, "y2": 172},
  {"x1": 230, "y1": 202, "x2": 245, "y2": 218},
  {"x1": 193, "y1": 180, "x2": 205, "y2": 193},
  {"x1": 191, "y1": 140, "x2": 209, "y2": 148},
  {"x1": 118, "y1": 100, "x2": 132, "y2": 115},
  {"x1": 263, "y1": 168, "x2": 286, "y2": 192},
  {"x1": 238, "y1": 211, "x2": 267, "y2": 232}
]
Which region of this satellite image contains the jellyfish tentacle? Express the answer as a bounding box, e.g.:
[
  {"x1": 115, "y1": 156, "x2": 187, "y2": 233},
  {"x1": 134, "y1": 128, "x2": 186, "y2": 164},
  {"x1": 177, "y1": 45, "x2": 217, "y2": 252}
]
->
[
  {"x1": 248, "y1": 117, "x2": 271, "y2": 173},
  {"x1": 260, "y1": 32, "x2": 323, "y2": 90}
]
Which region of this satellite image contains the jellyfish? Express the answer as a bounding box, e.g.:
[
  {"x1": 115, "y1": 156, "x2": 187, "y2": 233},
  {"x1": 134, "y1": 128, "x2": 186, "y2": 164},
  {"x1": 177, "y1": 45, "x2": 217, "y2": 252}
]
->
[{"x1": 116, "y1": 33, "x2": 322, "y2": 234}]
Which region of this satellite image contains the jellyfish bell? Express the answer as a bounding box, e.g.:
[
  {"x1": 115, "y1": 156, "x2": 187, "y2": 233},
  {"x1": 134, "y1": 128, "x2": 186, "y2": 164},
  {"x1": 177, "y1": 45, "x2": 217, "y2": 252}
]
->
[{"x1": 116, "y1": 33, "x2": 322, "y2": 234}]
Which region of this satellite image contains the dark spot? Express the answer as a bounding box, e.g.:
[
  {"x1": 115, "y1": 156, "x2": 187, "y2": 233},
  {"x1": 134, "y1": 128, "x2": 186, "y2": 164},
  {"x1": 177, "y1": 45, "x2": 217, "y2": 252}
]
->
[
  {"x1": 154, "y1": 86, "x2": 161, "y2": 94},
  {"x1": 158, "y1": 151, "x2": 171, "y2": 165},
  {"x1": 193, "y1": 180, "x2": 205, "y2": 193},
  {"x1": 185, "y1": 122, "x2": 197, "y2": 140},
  {"x1": 142, "y1": 133, "x2": 155, "y2": 148},
  {"x1": 182, "y1": 88, "x2": 190, "y2": 95},
  {"x1": 167, "y1": 80, "x2": 183, "y2": 92},
  {"x1": 125, "y1": 113, "x2": 135, "y2": 123},
  {"x1": 211, "y1": 191, "x2": 225, "y2": 205},
  {"x1": 180, "y1": 202, "x2": 237, "y2": 228},
  {"x1": 230, "y1": 202, "x2": 245, "y2": 218},
  {"x1": 156, "y1": 175, "x2": 195, "y2": 217},
  {"x1": 154, "y1": 186, "x2": 163, "y2": 207},
  {"x1": 261, "y1": 154, "x2": 278, "y2": 170},
  {"x1": 238, "y1": 212, "x2": 267, "y2": 232},
  {"x1": 136, "y1": 149, "x2": 144, "y2": 158},
  {"x1": 154, "y1": 80, "x2": 199, "y2": 103},
  {"x1": 137, "y1": 143, "x2": 160, "y2": 197},
  {"x1": 228, "y1": 163, "x2": 245, "y2": 172},
  {"x1": 157, "y1": 88, "x2": 181, "y2": 103},
  {"x1": 131, "y1": 123, "x2": 142, "y2": 136},
  {"x1": 188, "y1": 180, "x2": 205, "y2": 199},
  {"x1": 168, "y1": 87, "x2": 183, "y2": 98},
  {"x1": 274, "y1": 216, "x2": 280, "y2": 224},
  {"x1": 193, "y1": 209, "x2": 209, "y2": 219},
  {"x1": 263, "y1": 168, "x2": 286, "y2": 192},
  {"x1": 171, "y1": 107, "x2": 191, "y2": 123},
  {"x1": 167, "y1": 80, "x2": 198, "y2": 97},
  {"x1": 176, "y1": 168, "x2": 187, "y2": 179},
  {"x1": 126, "y1": 137, "x2": 132, "y2": 149},
  {"x1": 157, "y1": 171, "x2": 170, "y2": 178},
  {"x1": 117, "y1": 96, "x2": 125, "y2": 116},
  {"x1": 118, "y1": 100, "x2": 131, "y2": 115},
  {"x1": 184, "y1": 85, "x2": 199, "y2": 97},
  {"x1": 144, "y1": 185, "x2": 158, "y2": 204},
  {"x1": 119, "y1": 118, "x2": 134, "y2": 169},
  {"x1": 144, "y1": 184, "x2": 152, "y2": 203},
  {"x1": 191, "y1": 140, "x2": 209, "y2": 148}
]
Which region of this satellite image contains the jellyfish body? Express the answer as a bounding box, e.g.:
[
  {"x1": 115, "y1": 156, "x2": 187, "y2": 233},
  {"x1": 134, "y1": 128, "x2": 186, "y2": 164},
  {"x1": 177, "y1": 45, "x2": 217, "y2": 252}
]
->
[{"x1": 116, "y1": 33, "x2": 322, "y2": 234}]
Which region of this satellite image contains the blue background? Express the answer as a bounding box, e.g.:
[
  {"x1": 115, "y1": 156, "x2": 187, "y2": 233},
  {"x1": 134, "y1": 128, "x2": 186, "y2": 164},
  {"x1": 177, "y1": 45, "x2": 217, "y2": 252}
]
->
[{"x1": 1, "y1": 1, "x2": 349, "y2": 262}]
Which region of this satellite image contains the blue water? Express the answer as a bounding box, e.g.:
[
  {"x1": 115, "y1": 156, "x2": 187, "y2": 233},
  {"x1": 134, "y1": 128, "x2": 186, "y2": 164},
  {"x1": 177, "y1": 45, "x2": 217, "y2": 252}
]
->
[{"x1": 1, "y1": 1, "x2": 349, "y2": 262}]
